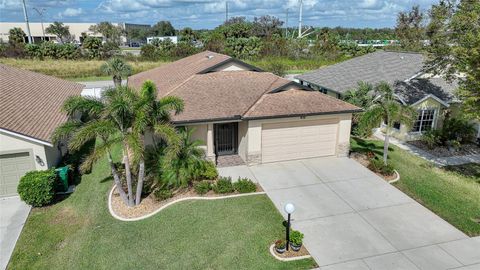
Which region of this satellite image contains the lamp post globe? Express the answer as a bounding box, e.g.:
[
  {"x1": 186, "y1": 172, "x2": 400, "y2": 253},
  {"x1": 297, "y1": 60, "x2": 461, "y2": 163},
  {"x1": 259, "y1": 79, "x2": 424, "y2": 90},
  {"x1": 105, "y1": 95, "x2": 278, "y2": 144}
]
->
[
  {"x1": 284, "y1": 203, "x2": 295, "y2": 251},
  {"x1": 284, "y1": 203, "x2": 295, "y2": 214}
]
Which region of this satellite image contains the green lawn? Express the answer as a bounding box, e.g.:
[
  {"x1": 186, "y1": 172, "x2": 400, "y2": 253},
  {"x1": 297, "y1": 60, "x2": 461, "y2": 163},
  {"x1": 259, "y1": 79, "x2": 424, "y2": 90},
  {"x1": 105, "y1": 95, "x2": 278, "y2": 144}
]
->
[
  {"x1": 9, "y1": 148, "x2": 315, "y2": 270},
  {"x1": 351, "y1": 137, "x2": 480, "y2": 236}
]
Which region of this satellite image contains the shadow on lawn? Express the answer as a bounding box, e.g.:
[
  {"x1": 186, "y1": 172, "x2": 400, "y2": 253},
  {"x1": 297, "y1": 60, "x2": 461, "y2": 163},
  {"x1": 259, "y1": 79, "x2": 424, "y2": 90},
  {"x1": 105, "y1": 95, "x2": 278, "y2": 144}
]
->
[
  {"x1": 444, "y1": 163, "x2": 480, "y2": 182},
  {"x1": 350, "y1": 137, "x2": 394, "y2": 157}
]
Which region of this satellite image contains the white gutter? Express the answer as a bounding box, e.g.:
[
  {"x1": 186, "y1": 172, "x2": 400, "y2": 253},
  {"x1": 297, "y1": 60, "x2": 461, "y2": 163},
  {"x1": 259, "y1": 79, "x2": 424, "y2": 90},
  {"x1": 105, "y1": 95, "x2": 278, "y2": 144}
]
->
[{"x1": 0, "y1": 128, "x2": 53, "y2": 147}]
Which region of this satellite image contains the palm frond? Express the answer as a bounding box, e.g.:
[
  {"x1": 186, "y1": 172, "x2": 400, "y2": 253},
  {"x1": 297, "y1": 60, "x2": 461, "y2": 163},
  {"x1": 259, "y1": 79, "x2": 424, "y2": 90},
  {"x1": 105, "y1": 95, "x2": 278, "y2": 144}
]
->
[
  {"x1": 50, "y1": 120, "x2": 82, "y2": 144},
  {"x1": 62, "y1": 95, "x2": 104, "y2": 119},
  {"x1": 69, "y1": 120, "x2": 117, "y2": 151}
]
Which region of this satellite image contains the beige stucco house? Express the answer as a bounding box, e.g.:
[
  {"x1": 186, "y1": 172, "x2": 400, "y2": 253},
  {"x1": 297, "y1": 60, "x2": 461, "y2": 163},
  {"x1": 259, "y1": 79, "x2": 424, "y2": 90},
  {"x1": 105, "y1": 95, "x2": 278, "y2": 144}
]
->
[
  {"x1": 296, "y1": 51, "x2": 479, "y2": 141},
  {"x1": 0, "y1": 64, "x2": 83, "y2": 197},
  {"x1": 129, "y1": 51, "x2": 360, "y2": 166}
]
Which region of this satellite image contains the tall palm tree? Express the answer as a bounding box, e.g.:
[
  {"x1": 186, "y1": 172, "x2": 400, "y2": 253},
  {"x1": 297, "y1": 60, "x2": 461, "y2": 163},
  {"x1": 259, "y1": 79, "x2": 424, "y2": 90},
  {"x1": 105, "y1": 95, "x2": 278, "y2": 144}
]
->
[
  {"x1": 359, "y1": 82, "x2": 417, "y2": 165},
  {"x1": 101, "y1": 57, "x2": 133, "y2": 87},
  {"x1": 52, "y1": 82, "x2": 184, "y2": 207}
]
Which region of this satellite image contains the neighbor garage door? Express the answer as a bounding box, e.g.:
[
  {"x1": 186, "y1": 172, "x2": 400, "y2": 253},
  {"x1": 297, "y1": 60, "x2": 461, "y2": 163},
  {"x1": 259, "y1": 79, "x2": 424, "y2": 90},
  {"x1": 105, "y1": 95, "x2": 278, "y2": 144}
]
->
[
  {"x1": 0, "y1": 152, "x2": 35, "y2": 197},
  {"x1": 261, "y1": 119, "x2": 338, "y2": 163}
]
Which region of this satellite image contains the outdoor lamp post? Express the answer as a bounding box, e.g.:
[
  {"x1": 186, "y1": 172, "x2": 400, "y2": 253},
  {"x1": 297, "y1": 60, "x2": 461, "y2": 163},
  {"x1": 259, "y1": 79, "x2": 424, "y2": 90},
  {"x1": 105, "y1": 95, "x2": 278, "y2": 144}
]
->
[{"x1": 284, "y1": 203, "x2": 295, "y2": 251}]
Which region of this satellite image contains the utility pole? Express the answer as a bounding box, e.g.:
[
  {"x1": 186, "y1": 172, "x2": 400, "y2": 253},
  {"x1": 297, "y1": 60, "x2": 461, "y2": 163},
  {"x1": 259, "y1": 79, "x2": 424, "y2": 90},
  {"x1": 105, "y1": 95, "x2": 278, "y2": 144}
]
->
[
  {"x1": 298, "y1": 0, "x2": 303, "y2": 38},
  {"x1": 33, "y1": 7, "x2": 46, "y2": 41},
  {"x1": 225, "y1": 1, "x2": 229, "y2": 23},
  {"x1": 22, "y1": 0, "x2": 33, "y2": 43},
  {"x1": 285, "y1": 8, "x2": 289, "y2": 38}
]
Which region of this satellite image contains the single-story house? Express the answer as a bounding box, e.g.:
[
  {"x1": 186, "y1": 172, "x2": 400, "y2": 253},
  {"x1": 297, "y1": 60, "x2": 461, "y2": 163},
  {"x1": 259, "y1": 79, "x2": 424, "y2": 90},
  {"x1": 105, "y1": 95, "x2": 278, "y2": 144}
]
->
[
  {"x1": 295, "y1": 50, "x2": 479, "y2": 141},
  {"x1": 129, "y1": 51, "x2": 361, "y2": 166},
  {"x1": 0, "y1": 64, "x2": 83, "y2": 197}
]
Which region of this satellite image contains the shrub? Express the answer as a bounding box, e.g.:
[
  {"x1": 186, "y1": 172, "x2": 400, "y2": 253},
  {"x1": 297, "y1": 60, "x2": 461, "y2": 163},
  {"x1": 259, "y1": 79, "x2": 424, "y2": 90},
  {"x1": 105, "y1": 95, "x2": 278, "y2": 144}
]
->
[
  {"x1": 194, "y1": 180, "x2": 211, "y2": 195},
  {"x1": 441, "y1": 117, "x2": 476, "y2": 144},
  {"x1": 25, "y1": 43, "x2": 42, "y2": 58},
  {"x1": 140, "y1": 44, "x2": 158, "y2": 59},
  {"x1": 154, "y1": 188, "x2": 173, "y2": 201},
  {"x1": 199, "y1": 160, "x2": 218, "y2": 180},
  {"x1": 421, "y1": 129, "x2": 441, "y2": 149},
  {"x1": 233, "y1": 178, "x2": 256, "y2": 193},
  {"x1": 213, "y1": 177, "x2": 234, "y2": 194},
  {"x1": 17, "y1": 169, "x2": 56, "y2": 207},
  {"x1": 368, "y1": 158, "x2": 395, "y2": 176},
  {"x1": 290, "y1": 230, "x2": 304, "y2": 246}
]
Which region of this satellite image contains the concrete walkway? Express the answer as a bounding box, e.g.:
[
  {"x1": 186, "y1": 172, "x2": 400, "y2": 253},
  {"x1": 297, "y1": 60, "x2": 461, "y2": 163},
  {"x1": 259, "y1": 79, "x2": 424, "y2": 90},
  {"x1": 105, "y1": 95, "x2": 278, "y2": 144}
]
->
[
  {"x1": 0, "y1": 196, "x2": 30, "y2": 270},
  {"x1": 220, "y1": 157, "x2": 480, "y2": 269},
  {"x1": 373, "y1": 130, "x2": 480, "y2": 166}
]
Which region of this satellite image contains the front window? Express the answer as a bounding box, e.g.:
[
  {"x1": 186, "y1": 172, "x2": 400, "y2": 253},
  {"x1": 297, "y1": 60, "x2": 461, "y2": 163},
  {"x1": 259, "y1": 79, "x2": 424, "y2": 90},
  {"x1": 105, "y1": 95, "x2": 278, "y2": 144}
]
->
[{"x1": 412, "y1": 109, "x2": 435, "y2": 133}]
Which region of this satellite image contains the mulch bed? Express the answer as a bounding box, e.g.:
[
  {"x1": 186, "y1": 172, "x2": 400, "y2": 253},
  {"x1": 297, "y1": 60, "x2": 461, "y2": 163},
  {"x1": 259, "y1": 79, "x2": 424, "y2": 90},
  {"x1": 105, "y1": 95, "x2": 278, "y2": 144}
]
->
[
  {"x1": 350, "y1": 152, "x2": 397, "y2": 182},
  {"x1": 408, "y1": 140, "x2": 480, "y2": 158},
  {"x1": 111, "y1": 184, "x2": 263, "y2": 219},
  {"x1": 273, "y1": 244, "x2": 310, "y2": 258}
]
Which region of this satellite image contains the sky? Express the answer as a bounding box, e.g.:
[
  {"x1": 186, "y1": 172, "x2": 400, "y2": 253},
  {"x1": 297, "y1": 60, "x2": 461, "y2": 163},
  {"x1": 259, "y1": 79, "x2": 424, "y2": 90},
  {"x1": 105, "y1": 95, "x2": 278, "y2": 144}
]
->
[{"x1": 1, "y1": 0, "x2": 439, "y2": 29}]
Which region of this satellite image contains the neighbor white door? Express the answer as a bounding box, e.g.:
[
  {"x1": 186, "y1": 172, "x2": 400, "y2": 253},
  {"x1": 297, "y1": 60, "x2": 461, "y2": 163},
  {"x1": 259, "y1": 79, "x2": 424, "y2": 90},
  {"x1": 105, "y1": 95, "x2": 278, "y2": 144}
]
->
[
  {"x1": 0, "y1": 152, "x2": 35, "y2": 197},
  {"x1": 261, "y1": 119, "x2": 338, "y2": 163}
]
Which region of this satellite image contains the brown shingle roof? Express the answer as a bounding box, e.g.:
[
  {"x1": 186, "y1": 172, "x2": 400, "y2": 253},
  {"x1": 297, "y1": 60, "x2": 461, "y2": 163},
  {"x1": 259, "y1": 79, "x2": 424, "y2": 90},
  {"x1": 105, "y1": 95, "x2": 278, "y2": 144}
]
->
[
  {"x1": 0, "y1": 64, "x2": 83, "y2": 144},
  {"x1": 169, "y1": 71, "x2": 291, "y2": 123},
  {"x1": 130, "y1": 51, "x2": 360, "y2": 123},
  {"x1": 128, "y1": 50, "x2": 231, "y2": 95},
  {"x1": 244, "y1": 88, "x2": 361, "y2": 119}
]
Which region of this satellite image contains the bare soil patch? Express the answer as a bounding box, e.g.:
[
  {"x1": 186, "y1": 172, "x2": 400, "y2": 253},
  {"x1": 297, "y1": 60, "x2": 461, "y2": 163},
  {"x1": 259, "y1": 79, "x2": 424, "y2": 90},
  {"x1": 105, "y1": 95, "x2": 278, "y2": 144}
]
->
[
  {"x1": 111, "y1": 184, "x2": 263, "y2": 219},
  {"x1": 408, "y1": 141, "x2": 480, "y2": 157}
]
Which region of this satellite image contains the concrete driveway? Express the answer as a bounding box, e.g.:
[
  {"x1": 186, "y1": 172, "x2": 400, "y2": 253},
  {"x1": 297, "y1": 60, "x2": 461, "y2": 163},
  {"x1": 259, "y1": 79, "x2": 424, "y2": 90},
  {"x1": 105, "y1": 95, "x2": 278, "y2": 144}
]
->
[
  {"x1": 0, "y1": 196, "x2": 30, "y2": 270},
  {"x1": 220, "y1": 157, "x2": 480, "y2": 269}
]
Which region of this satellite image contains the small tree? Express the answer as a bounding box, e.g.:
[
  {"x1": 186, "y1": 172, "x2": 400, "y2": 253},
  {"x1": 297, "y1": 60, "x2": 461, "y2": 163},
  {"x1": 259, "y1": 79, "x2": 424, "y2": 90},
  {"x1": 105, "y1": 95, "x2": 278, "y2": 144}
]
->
[
  {"x1": 395, "y1": 5, "x2": 425, "y2": 51},
  {"x1": 89, "y1": 22, "x2": 124, "y2": 45},
  {"x1": 359, "y1": 82, "x2": 417, "y2": 164},
  {"x1": 8, "y1": 27, "x2": 26, "y2": 44},
  {"x1": 101, "y1": 57, "x2": 132, "y2": 87},
  {"x1": 45, "y1": 22, "x2": 71, "y2": 43}
]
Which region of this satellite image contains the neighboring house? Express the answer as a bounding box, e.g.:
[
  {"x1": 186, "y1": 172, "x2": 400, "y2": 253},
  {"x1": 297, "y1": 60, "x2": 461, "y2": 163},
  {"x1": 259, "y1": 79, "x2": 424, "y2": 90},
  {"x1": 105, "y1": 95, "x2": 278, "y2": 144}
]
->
[
  {"x1": 146, "y1": 36, "x2": 178, "y2": 44},
  {"x1": 0, "y1": 64, "x2": 83, "y2": 197},
  {"x1": 295, "y1": 51, "x2": 478, "y2": 141},
  {"x1": 129, "y1": 51, "x2": 360, "y2": 166}
]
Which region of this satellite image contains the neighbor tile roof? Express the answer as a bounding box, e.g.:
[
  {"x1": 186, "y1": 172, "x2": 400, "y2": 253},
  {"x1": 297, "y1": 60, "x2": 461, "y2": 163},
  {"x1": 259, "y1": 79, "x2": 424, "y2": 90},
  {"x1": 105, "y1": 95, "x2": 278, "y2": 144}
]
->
[
  {"x1": 394, "y1": 77, "x2": 458, "y2": 105},
  {"x1": 128, "y1": 50, "x2": 231, "y2": 95},
  {"x1": 130, "y1": 51, "x2": 360, "y2": 123},
  {"x1": 296, "y1": 51, "x2": 425, "y2": 94},
  {"x1": 0, "y1": 64, "x2": 83, "y2": 143}
]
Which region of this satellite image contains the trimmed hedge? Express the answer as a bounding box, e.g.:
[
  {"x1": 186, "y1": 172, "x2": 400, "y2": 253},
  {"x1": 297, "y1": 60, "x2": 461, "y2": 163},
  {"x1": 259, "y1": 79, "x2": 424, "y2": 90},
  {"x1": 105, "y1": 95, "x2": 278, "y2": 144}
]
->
[
  {"x1": 17, "y1": 169, "x2": 56, "y2": 207},
  {"x1": 194, "y1": 181, "x2": 211, "y2": 195}
]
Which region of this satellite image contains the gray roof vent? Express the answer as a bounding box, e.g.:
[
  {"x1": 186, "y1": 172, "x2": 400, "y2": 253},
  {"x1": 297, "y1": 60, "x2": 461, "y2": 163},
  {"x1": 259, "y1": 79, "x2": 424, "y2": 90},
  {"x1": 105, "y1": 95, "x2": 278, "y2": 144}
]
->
[{"x1": 206, "y1": 55, "x2": 214, "y2": 59}]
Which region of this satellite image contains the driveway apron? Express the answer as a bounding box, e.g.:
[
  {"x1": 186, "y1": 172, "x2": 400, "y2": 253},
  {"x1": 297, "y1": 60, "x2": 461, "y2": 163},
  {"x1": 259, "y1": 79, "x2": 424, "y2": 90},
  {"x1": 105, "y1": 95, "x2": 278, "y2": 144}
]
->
[{"x1": 226, "y1": 157, "x2": 474, "y2": 268}]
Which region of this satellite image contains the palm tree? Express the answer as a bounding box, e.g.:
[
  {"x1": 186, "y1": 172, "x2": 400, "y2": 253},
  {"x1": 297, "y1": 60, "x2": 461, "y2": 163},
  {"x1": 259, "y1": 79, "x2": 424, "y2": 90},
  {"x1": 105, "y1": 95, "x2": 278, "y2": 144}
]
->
[
  {"x1": 52, "y1": 81, "x2": 183, "y2": 207},
  {"x1": 101, "y1": 57, "x2": 133, "y2": 87},
  {"x1": 343, "y1": 81, "x2": 375, "y2": 134},
  {"x1": 161, "y1": 128, "x2": 206, "y2": 188},
  {"x1": 359, "y1": 82, "x2": 417, "y2": 165}
]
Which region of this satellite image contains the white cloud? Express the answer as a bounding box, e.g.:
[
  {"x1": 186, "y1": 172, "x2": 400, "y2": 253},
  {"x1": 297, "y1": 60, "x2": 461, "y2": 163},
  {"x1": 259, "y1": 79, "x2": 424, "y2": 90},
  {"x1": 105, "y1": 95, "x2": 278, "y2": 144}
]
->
[{"x1": 58, "y1": 7, "x2": 83, "y2": 17}]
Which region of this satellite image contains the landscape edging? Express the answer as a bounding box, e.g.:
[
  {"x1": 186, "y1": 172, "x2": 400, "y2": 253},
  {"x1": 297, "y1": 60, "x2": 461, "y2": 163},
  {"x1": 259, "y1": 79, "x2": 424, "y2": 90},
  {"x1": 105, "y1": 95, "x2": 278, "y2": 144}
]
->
[
  {"x1": 388, "y1": 169, "x2": 400, "y2": 184},
  {"x1": 268, "y1": 244, "x2": 312, "y2": 261},
  {"x1": 108, "y1": 186, "x2": 266, "y2": 222}
]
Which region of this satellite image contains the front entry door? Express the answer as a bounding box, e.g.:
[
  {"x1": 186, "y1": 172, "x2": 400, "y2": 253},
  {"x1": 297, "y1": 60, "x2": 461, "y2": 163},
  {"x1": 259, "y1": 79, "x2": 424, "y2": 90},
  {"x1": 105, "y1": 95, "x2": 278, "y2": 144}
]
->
[{"x1": 214, "y1": 123, "x2": 238, "y2": 156}]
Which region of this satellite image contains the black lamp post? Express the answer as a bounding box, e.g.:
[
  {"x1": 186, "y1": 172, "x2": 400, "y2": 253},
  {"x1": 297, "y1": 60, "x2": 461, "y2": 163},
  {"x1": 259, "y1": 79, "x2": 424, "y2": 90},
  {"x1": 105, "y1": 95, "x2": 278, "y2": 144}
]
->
[{"x1": 284, "y1": 203, "x2": 295, "y2": 251}]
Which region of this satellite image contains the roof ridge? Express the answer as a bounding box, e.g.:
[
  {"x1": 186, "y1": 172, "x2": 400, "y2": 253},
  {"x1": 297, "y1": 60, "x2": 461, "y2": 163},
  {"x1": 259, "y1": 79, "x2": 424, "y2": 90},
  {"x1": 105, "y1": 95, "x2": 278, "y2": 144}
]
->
[
  {"x1": 242, "y1": 75, "x2": 290, "y2": 117},
  {"x1": 163, "y1": 74, "x2": 197, "y2": 97}
]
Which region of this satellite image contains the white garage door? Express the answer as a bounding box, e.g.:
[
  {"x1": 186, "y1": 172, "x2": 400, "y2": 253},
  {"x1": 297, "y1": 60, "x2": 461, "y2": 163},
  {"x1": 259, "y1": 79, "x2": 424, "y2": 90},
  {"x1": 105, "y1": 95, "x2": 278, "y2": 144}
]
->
[
  {"x1": 0, "y1": 152, "x2": 35, "y2": 197},
  {"x1": 261, "y1": 119, "x2": 338, "y2": 163}
]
